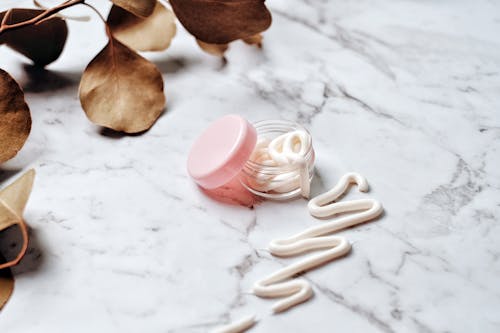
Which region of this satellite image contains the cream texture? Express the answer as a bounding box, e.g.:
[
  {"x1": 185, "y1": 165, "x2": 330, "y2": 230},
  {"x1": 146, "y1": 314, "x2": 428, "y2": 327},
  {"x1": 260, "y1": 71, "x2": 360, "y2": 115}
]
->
[
  {"x1": 214, "y1": 173, "x2": 383, "y2": 332},
  {"x1": 247, "y1": 130, "x2": 311, "y2": 197}
]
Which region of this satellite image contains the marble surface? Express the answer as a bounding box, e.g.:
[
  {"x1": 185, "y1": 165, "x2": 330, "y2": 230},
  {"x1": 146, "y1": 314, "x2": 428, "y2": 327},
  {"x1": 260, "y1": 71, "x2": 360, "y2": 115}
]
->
[{"x1": 1, "y1": 0, "x2": 500, "y2": 332}]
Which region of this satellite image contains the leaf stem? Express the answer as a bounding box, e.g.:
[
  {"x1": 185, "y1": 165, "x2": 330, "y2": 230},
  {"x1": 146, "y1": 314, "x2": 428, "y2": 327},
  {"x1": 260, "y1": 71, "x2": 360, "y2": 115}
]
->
[
  {"x1": 81, "y1": 2, "x2": 106, "y2": 24},
  {"x1": 0, "y1": 0, "x2": 85, "y2": 35},
  {"x1": 33, "y1": 0, "x2": 91, "y2": 22},
  {"x1": 80, "y1": 2, "x2": 110, "y2": 38}
]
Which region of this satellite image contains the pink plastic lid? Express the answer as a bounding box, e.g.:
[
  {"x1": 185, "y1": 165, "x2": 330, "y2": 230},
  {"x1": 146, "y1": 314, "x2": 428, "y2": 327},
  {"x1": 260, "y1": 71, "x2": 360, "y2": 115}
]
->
[{"x1": 187, "y1": 115, "x2": 257, "y2": 189}]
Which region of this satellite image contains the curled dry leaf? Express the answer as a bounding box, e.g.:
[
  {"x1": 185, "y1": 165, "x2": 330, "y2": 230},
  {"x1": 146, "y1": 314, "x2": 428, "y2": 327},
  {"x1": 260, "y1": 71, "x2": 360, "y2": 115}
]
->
[
  {"x1": 107, "y1": 2, "x2": 176, "y2": 52},
  {"x1": 196, "y1": 39, "x2": 229, "y2": 57},
  {"x1": 79, "y1": 36, "x2": 165, "y2": 133},
  {"x1": 169, "y1": 0, "x2": 272, "y2": 44},
  {"x1": 0, "y1": 9, "x2": 68, "y2": 67},
  {"x1": 0, "y1": 69, "x2": 31, "y2": 164},
  {"x1": 111, "y1": 0, "x2": 157, "y2": 18},
  {"x1": 0, "y1": 169, "x2": 35, "y2": 310},
  {"x1": 0, "y1": 169, "x2": 35, "y2": 271}
]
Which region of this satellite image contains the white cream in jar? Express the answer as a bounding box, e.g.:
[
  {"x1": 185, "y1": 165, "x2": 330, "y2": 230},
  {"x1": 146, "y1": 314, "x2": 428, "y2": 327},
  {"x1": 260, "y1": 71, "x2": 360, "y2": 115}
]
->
[
  {"x1": 240, "y1": 120, "x2": 315, "y2": 199},
  {"x1": 187, "y1": 116, "x2": 315, "y2": 201}
]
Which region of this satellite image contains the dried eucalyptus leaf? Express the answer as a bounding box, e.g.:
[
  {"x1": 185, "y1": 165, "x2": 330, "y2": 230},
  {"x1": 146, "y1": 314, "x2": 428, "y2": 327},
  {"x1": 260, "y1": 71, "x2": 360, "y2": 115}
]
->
[
  {"x1": 169, "y1": 0, "x2": 272, "y2": 44},
  {"x1": 0, "y1": 69, "x2": 31, "y2": 164},
  {"x1": 0, "y1": 9, "x2": 68, "y2": 67},
  {"x1": 0, "y1": 256, "x2": 14, "y2": 311},
  {"x1": 79, "y1": 37, "x2": 166, "y2": 133},
  {"x1": 242, "y1": 33, "x2": 263, "y2": 47},
  {"x1": 107, "y1": 2, "x2": 176, "y2": 52},
  {"x1": 111, "y1": 0, "x2": 156, "y2": 18},
  {"x1": 196, "y1": 39, "x2": 229, "y2": 57},
  {"x1": 0, "y1": 169, "x2": 35, "y2": 271}
]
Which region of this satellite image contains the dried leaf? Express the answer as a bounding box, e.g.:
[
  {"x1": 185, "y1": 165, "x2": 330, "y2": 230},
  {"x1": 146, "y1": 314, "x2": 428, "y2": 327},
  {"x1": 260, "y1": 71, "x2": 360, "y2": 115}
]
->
[
  {"x1": 242, "y1": 33, "x2": 263, "y2": 47},
  {"x1": 196, "y1": 39, "x2": 229, "y2": 57},
  {"x1": 0, "y1": 9, "x2": 68, "y2": 67},
  {"x1": 169, "y1": 0, "x2": 272, "y2": 44},
  {"x1": 0, "y1": 169, "x2": 35, "y2": 271},
  {"x1": 111, "y1": 0, "x2": 156, "y2": 18},
  {"x1": 0, "y1": 69, "x2": 31, "y2": 164},
  {"x1": 79, "y1": 37, "x2": 165, "y2": 133},
  {"x1": 0, "y1": 255, "x2": 14, "y2": 311},
  {"x1": 107, "y1": 2, "x2": 176, "y2": 52}
]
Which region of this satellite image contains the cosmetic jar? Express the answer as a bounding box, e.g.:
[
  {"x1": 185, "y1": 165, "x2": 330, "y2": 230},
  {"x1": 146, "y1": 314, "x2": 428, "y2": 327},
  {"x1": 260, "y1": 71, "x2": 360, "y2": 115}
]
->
[{"x1": 187, "y1": 115, "x2": 315, "y2": 200}]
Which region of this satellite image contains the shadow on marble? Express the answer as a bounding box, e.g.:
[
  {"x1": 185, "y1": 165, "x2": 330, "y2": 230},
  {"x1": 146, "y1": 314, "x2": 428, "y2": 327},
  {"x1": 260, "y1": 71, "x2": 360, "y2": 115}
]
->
[
  {"x1": 98, "y1": 106, "x2": 168, "y2": 138},
  {"x1": 0, "y1": 225, "x2": 44, "y2": 276},
  {"x1": 21, "y1": 64, "x2": 80, "y2": 93},
  {"x1": 100, "y1": 127, "x2": 150, "y2": 139},
  {"x1": 200, "y1": 176, "x2": 262, "y2": 208},
  {"x1": 153, "y1": 56, "x2": 203, "y2": 75},
  {"x1": 0, "y1": 169, "x2": 22, "y2": 185},
  {"x1": 309, "y1": 169, "x2": 327, "y2": 198}
]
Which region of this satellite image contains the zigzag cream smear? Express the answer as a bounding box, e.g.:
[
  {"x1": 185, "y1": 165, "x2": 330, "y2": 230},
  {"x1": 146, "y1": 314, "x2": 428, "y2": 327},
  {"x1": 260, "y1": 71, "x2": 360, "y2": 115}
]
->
[{"x1": 214, "y1": 173, "x2": 383, "y2": 333}]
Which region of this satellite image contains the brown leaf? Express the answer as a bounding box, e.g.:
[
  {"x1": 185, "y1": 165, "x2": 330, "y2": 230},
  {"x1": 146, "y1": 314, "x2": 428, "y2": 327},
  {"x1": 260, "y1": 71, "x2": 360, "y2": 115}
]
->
[
  {"x1": 107, "y1": 2, "x2": 176, "y2": 52},
  {"x1": 196, "y1": 39, "x2": 229, "y2": 57},
  {"x1": 0, "y1": 255, "x2": 14, "y2": 311},
  {"x1": 79, "y1": 37, "x2": 166, "y2": 133},
  {"x1": 0, "y1": 69, "x2": 31, "y2": 164},
  {"x1": 0, "y1": 169, "x2": 35, "y2": 271},
  {"x1": 169, "y1": 0, "x2": 272, "y2": 44},
  {"x1": 0, "y1": 9, "x2": 68, "y2": 67},
  {"x1": 242, "y1": 33, "x2": 263, "y2": 47},
  {"x1": 111, "y1": 0, "x2": 157, "y2": 18}
]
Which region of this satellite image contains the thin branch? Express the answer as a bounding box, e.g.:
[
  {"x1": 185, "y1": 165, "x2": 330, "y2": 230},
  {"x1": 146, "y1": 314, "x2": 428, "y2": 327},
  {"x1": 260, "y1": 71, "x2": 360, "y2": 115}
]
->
[
  {"x1": 33, "y1": 0, "x2": 91, "y2": 22},
  {"x1": 0, "y1": 0, "x2": 85, "y2": 35},
  {"x1": 1, "y1": 9, "x2": 12, "y2": 27}
]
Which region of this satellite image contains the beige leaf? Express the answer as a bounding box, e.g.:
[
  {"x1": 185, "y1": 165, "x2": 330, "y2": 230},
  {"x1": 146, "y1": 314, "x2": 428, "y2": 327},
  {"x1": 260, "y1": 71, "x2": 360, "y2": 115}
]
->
[
  {"x1": 0, "y1": 69, "x2": 31, "y2": 164},
  {"x1": 0, "y1": 169, "x2": 35, "y2": 271},
  {"x1": 107, "y1": 2, "x2": 176, "y2": 52},
  {"x1": 111, "y1": 0, "x2": 156, "y2": 17},
  {"x1": 196, "y1": 39, "x2": 229, "y2": 57},
  {"x1": 79, "y1": 37, "x2": 166, "y2": 133}
]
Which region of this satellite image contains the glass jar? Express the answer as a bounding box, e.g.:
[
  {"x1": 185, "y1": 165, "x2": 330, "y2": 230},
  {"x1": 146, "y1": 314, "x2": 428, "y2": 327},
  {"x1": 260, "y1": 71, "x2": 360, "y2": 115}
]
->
[{"x1": 240, "y1": 120, "x2": 315, "y2": 200}]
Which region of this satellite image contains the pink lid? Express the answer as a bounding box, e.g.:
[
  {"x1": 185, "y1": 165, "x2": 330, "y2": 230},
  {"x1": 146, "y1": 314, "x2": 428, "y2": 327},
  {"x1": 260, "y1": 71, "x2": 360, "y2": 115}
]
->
[{"x1": 187, "y1": 115, "x2": 257, "y2": 189}]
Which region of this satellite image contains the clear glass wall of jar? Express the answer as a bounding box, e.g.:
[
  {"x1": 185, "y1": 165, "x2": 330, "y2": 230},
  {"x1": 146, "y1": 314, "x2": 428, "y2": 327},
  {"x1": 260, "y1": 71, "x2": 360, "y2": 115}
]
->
[{"x1": 240, "y1": 120, "x2": 315, "y2": 200}]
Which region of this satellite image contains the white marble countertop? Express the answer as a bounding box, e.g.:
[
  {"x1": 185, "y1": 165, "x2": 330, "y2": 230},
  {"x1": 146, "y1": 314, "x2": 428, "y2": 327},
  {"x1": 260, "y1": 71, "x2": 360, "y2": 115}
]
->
[{"x1": 1, "y1": 0, "x2": 500, "y2": 332}]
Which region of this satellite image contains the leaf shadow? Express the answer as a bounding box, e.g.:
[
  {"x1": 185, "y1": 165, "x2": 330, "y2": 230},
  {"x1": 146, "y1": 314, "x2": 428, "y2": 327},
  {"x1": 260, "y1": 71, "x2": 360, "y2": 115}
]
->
[
  {"x1": 0, "y1": 224, "x2": 44, "y2": 276},
  {"x1": 100, "y1": 127, "x2": 149, "y2": 139},
  {"x1": 152, "y1": 56, "x2": 203, "y2": 75},
  {"x1": 0, "y1": 169, "x2": 22, "y2": 184},
  {"x1": 21, "y1": 64, "x2": 80, "y2": 93}
]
